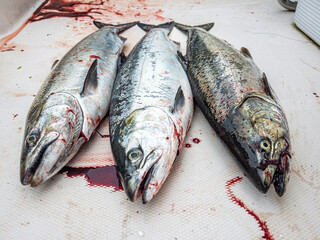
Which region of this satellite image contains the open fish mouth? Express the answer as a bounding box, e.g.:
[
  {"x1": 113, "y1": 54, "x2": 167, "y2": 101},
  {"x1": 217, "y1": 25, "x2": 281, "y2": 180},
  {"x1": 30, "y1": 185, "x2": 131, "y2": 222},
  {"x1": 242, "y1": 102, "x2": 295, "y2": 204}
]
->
[
  {"x1": 20, "y1": 132, "x2": 59, "y2": 186},
  {"x1": 126, "y1": 162, "x2": 157, "y2": 203},
  {"x1": 259, "y1": 152, "x2": 291, "y2": 196}
]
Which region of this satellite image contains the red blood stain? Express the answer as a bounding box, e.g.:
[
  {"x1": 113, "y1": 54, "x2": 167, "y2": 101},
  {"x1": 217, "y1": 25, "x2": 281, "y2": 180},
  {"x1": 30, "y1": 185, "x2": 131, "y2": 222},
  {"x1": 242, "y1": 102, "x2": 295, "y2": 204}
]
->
[
  {"x1": 51, "y1": 73, "x2": 56, "y2": 79},
  {"x1": 59, "y1": 165, "x2": 123, "y2": 191},
  {"x1": 192, "y1": 138, "x2": 201, "y2": 144},
  {"x1": 49, "y1": 92, "x2": 55, "y2": 96},
  {"x1": 12, "y1": 113, "x2": 19, "y2": 119},
  {"x1": 78, "y1": 59, "x2": 83, "y2": 62},
  {"x1": 66, "y1": 107, "x2": 75, "y2": 115},
  {"x1": 313, "y1": 92, "x2": 319, "y2": 98},
  {"x1": 185, "y1": 143, "x2": 191, "y2": 148},
  {"x1": 90, "y1": 55, "x2": 101, "y2": 59},
  {"x1": 166, "y1": 137, "x2": 169, "y2": 140},
  {"x1": 226, "y1": 176, "x2": 274, "y2": 240},
  {"x1": 96, "y1": 115, "x2": 101, "y2": 125},
  {"x1": 61, "y1": 138, "x2": 66, "y2": 143},
  {"x1": 80, "y1": 131, "x2": 89, "y2": 142},
  {"x1": 0, "y1": 0, "x2": 169, "y2": 50}
]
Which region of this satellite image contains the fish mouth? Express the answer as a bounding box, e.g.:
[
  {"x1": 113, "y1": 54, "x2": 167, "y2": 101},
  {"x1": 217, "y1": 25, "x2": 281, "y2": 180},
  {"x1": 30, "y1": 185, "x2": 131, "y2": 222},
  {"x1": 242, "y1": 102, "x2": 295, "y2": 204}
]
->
[
  {"x1": 124, "y1": 150, "x2": 162, "y2": 203},
  {"x1": 20, "y1": 131, "x2": 59, "y2": 186},
  {"x1": 125, "y1": 162, "x2": 158, "y2": 203},
  {"x1": 258, "y1": 152, "x2": 291, "y2": 196}
]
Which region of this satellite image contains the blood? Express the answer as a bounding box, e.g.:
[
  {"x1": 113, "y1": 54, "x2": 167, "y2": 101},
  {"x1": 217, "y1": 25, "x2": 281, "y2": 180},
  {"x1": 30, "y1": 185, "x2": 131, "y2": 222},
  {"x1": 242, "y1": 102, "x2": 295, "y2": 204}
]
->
[
  {"x1": 12, "y1": 113, "x2": 19, "y2": 119},
  {"x1": 0, "y1": 0, "x2": 169, "y2": 50},
  {"x1": 185, "y1": 143, "x2": 191, "y2": 148},
  {"x1": 80, "y1": 131, "x2": 89, "y2": 142},
  {"x1": 59, "y1": 165, "x2": 123, "y2": 191},
  {"x1": 313, "y1": 92, "x2": 319, "y2": 98},
  {"x1": 226, "y1": 176, "x2": 274, "y2": 240},
  {"x1": 192, "y1": 138, "x2": 201, "y2": 144},
  {"x1": 66, "y1": 107, "x2": 75, "y2": 115},
  {"x1": 61, "y1": 138, "x2": 66, "y2": 143},
  {"x1": 78, "y1": 60, "x2": 83, "y2": 62},
  {"x1": 90, "y1": 55, "x2": 101, "y2": 59}
]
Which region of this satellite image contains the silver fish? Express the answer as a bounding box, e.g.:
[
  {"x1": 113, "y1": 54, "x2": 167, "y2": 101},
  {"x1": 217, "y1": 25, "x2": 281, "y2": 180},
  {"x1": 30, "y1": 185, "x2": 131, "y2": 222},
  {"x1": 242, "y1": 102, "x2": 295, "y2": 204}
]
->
[
  {"x1": 20, "y1": 21, "x2": 137, "y2": 186},
  {"x1": 176, "y1": 23, "x2": 291, "y2": 196},
  {"x1": 109, "y1": 22, "x2": 194, "y2": 203}
]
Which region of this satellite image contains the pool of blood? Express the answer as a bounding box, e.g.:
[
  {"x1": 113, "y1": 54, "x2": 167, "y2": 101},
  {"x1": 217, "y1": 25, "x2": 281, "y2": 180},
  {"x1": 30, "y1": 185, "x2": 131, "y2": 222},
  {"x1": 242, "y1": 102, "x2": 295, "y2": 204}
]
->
[
  {"x1": 226, "y1": 176, "x2": 274, "y2": 240},
  {"x1": 59, "y1": 165, "x2": 123, "y2": 191}
]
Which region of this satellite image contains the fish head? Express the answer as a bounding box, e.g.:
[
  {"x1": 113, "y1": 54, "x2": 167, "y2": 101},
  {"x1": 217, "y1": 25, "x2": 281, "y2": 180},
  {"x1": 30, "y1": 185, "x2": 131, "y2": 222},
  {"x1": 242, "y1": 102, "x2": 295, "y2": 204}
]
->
[
  {"x1": 233, "y1": 97, "x2": 291, "y2": 196},
  {"x1": 111, "y1": 107, "x2": 178, "y2": 203},
  {"x1": 20, "y1": 93, "x2": 82, "y2": 186}
]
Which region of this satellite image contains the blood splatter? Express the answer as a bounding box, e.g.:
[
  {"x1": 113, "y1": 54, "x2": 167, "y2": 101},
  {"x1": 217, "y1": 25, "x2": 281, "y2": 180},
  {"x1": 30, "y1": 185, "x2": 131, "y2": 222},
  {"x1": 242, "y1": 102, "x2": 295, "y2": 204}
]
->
[
  {"x1": 59, "y1": 165, "x2": 123, "y2": 191},
  {"x1": 12, "y1": 113, "x2": 19, "y2": 119},
  {"x1": 185, "y1": 143, "x2": 192, "y2": 148},
  {"x1": 90, "y1": 55, "x2": 101, "y2": 59},
  {"x1": 226, "y1": 176, "x2": 274, "y2": 240},
  {"x1": 0, "y1": 0, "x2": 170, "y2": 51},
  {"x1": 192, "y1": 138, "x2": 201, "y2": 144},
  {"x1": 313, "y1": 92, "x2": 319, "y2": 98}
]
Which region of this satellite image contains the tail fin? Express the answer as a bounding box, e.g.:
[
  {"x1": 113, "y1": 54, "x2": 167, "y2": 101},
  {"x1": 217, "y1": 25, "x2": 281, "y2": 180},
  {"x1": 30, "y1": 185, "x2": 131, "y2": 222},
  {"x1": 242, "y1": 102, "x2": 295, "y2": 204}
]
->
[
  {"x1": 174, "y1": 22, "x2": 214, "y2": 33},
  {"x1": 138, "y1": 22, "x2": 175, "y2": 35},
  {"x1": 93, "y1": 21, "x2": 138, "y2": 34}
]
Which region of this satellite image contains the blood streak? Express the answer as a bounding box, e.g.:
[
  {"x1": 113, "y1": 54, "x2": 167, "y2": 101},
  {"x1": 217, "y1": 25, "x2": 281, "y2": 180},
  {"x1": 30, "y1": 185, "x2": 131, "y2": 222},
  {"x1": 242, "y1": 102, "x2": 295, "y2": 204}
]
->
[
  {"x1": 185, "y1": 143, "x2": 191, "y2": 148},
  {"x1": 90, "y1": 55, "x2": 101, "y2": 59},
  {"x1": 226, "y1": 176, "x2": 274, "y2": 240},
  {"x1": 59, "y1": 165, "x2": 123, "y2": 191},
  {"x1": 12, "y1": 113, "x2": 19, "y2": 119},
  {"x1": 0, "y1": 0, "x2": 169, "y2": 50}
]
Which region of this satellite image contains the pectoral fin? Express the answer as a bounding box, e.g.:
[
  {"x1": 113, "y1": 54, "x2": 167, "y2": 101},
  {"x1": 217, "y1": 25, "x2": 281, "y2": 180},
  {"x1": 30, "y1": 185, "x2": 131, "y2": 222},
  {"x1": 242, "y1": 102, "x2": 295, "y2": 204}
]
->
[
  {"x1": 81, "y1": 59, "x2": 98, "y2": 97},
  {"x1": 172, "y1": 86, "x2": 185, "y2": 113}
]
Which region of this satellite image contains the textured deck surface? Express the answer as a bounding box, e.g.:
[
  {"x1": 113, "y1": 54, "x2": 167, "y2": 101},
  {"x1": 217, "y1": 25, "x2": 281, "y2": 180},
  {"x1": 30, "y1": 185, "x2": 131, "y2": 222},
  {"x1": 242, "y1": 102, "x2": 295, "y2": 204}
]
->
[{"x1": 0, "y1": 0, "x2": 320, "y2": 239}]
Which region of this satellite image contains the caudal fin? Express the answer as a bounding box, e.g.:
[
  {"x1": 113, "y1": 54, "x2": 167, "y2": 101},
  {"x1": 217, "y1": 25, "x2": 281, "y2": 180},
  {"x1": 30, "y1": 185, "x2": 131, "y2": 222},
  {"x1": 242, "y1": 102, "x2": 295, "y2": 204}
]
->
[
  {"x1": 174, "y1": 22, "x2": 214, "y2": 33},
  {"x1": 93, "y1": 21, "x2": 139, "y2": 34},
  {"x1": 138, "y1": 22, "x2": 175, "y2": 35}
]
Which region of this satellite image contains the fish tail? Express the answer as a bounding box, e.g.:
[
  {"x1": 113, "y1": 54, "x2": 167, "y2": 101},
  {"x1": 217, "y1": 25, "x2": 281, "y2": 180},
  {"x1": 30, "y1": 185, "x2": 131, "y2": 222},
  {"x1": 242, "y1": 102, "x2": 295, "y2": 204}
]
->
[
  {"x1": 138, "y1": 22, "x2": 175, "y2": 35},
  {"x1": 93, "y1": 21, "x2": 139, "y2": 33},
  {"x1": 174, "y1": 22, "x2": 214, "y2": 33}
]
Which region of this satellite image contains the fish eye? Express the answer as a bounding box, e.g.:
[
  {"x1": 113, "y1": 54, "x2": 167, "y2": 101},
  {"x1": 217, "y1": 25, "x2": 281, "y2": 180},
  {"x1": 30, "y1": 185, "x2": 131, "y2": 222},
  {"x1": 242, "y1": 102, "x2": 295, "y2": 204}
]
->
[
  {"x1": 260, "y1": 140, "x2": 271, "y2": 151},
  {"x1": 26, "y1": 134, "x2": 38, "y2": 146},
  {"x1": 127, "y1": 148, "x2": 143, "y2": 163}
]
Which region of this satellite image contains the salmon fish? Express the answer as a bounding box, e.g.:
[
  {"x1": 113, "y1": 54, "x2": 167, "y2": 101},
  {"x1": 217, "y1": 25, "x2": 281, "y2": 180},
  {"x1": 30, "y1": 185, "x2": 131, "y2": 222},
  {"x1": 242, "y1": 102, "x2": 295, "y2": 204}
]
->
[
  {"x1": 176, "y1": 23, "x2": 291, "y2": 196},
  {"x1": 109, "y1": 22, "x2": 194, "y2": 203},
  {"x1": 20, "y1": 21, "x2": 137, "y2": 186}
]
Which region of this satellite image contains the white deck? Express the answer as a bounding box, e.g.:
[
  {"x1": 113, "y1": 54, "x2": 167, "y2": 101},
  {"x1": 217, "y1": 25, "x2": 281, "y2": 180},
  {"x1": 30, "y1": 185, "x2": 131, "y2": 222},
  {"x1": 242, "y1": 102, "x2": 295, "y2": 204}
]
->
[{"x1": 0, "y1": 0, "x2": 319, "y2": 239}]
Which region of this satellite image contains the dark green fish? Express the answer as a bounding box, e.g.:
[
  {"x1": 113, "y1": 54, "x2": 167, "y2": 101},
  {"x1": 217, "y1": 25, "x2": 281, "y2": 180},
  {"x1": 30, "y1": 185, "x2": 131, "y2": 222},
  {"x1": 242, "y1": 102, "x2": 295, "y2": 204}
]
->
[{"x1": 176, "y1": 23, "x2": 291, "y2": 196}]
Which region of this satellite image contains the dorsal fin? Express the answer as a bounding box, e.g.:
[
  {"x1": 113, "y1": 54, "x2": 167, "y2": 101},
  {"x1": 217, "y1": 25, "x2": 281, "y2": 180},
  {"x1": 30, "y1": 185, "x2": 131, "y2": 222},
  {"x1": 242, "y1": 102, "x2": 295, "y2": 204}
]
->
[
  {"x1": 138, "y1": 22, "x2": 175, "y2": 35},
  {"x1": 262, "y1": 73, "x2": 273, "y2": 99},
  {"x1": 51, "y1": 59, "x2": 59, "y2": 69},
  {"x1": 81, "y1": 59, "x2": 98, "y2": 97},
  {"x1": 172, "y1": 86, "x2": 185, "y2": 113},
  {"x1": 240, "y1": 47, "x2": 253, "y2": 59}
]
